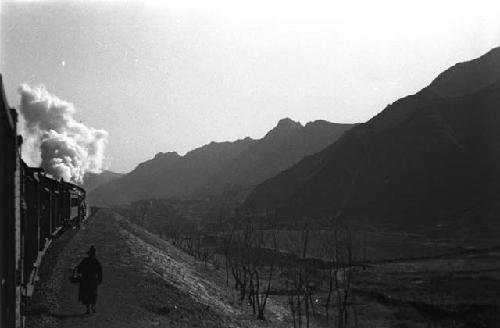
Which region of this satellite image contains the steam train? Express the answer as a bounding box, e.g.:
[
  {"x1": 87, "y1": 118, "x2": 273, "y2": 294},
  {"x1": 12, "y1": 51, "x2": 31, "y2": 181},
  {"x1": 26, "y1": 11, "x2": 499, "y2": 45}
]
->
[{"x1": 1, "y1": 75, "x2": 88, "y2": 328}]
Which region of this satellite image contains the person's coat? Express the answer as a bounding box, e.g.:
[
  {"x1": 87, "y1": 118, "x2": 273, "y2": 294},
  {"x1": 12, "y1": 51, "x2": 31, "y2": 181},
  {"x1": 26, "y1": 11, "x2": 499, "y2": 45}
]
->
[{"x1": 76, "y1": 256, "x2": 103, "y2": 305}]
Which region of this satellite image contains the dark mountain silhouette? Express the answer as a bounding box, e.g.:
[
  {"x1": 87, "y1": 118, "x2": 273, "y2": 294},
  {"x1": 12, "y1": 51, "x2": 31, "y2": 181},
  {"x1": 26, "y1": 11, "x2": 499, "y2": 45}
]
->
[
  {"x1": 88, "y1": 119, "x2": 355, "y2": 206},
  {"x1": 81, "y1": 170, "x2": 124, "y2": 192},
  {"x1": 245, "y1": 47, "x2": 500, "y2": 236},
  {"x1": 208, "y1": 118, "x2": 355, "y2": 192},
  {"x1": 428, "y1": 47, "x2": 500, "y2": 98},
  {"x1": 87, "y1": 140, "x2": 252, "y2": 205}
]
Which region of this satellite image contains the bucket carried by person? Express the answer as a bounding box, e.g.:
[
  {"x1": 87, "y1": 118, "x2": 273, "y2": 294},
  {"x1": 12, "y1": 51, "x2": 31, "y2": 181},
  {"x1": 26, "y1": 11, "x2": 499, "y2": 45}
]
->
[{"x1": 69, "y1": 267, "x2": 82, "y2": 284}]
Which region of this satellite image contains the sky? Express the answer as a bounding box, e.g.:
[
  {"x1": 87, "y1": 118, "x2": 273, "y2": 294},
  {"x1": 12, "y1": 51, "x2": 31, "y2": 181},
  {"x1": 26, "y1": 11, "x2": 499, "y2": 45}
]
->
[{"x1": 1, "y1": 0, "x2": 500, "y2": 173}]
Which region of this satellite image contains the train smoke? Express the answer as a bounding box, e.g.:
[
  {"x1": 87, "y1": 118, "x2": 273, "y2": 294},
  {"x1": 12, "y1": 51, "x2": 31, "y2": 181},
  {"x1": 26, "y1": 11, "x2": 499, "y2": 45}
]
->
[{"x1": 18, "y1": 84, "x2": 108, "y2": 183}]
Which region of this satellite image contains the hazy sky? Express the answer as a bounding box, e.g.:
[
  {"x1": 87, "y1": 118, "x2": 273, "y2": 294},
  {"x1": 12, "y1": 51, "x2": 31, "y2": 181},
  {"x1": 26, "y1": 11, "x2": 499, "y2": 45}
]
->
[{"x1": 1, "y1": 0, "x2": 500, "y2": 173}]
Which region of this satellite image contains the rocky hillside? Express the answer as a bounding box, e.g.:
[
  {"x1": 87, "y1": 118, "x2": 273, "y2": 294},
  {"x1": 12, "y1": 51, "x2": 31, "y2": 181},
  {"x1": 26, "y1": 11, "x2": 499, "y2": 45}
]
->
[{"x1": 245, "y1": 47, "x2": 500, "y2": 236}]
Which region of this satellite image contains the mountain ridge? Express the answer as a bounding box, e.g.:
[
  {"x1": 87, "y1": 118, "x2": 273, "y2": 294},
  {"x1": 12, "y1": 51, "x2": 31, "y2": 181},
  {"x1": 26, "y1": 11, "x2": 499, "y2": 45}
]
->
[{"x1": 88, "y1": 118, "x2": 356, "y2": 206}]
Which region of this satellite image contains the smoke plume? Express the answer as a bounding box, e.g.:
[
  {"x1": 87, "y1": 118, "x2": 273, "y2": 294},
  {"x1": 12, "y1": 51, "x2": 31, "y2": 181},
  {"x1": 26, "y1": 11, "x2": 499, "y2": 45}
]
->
[{"x1": 18, "y1": 84, "x2": 108, "y2": 183}]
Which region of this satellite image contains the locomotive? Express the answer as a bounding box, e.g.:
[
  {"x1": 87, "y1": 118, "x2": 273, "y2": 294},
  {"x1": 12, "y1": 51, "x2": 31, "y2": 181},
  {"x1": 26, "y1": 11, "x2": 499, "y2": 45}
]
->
[{"x1": 1, "y1": 75, "x2": 87, "y2": 328}]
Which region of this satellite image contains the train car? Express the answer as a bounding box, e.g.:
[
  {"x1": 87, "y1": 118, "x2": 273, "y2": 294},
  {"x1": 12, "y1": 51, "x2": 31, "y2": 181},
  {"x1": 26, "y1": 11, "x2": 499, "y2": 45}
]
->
[
  {"x1": 21, "y1": 164, "x2": 87, "y2": 299},
  {"x1": 1, "y1": 75, "x2": 21, "y2": 328},
  {"x1": 1, "y1": 75, "x2": 87, "y2": 328}
]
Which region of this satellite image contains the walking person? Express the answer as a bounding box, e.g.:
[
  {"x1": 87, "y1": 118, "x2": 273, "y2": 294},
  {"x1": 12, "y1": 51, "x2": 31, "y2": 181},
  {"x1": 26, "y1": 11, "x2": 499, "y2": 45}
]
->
[{"x1": 76, "y1": 245, "x2": 103, "y2": 314}]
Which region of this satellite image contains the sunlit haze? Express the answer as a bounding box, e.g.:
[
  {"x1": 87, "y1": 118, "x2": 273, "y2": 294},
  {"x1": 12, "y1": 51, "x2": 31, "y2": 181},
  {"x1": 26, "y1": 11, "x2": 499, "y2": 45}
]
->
[{"x1": 2, "y1": 0, "x2": 499, "y2": 172}]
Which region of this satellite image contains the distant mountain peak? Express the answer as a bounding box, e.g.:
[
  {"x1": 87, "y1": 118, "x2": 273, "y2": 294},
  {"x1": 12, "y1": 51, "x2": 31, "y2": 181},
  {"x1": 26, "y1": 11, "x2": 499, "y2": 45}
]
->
[
  {"x1": 276, "y1": 117, "x2": 303, "y2": 129},
  {"x1": 263, "y1": 118, "x2": 303, "y2": 139},
  {"x1": 153, "y1": 151, "x2": 180, "y2": 160},
  {"x1": 305, "y1": 119, "x2": 329, "y2": 126}
]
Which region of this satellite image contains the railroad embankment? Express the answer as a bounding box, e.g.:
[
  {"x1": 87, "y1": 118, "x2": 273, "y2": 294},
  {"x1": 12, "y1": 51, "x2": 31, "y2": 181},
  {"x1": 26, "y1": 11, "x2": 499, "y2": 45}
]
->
[{"x1": 25, "y1": 209, "x2": 287, "y2": 328}]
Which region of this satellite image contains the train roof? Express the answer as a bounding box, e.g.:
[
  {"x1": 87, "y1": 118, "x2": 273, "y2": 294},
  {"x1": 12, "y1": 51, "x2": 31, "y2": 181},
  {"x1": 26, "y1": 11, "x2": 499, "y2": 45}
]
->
[{"x1": 22, "y1": 161, "x2": 86, "y2": 196}]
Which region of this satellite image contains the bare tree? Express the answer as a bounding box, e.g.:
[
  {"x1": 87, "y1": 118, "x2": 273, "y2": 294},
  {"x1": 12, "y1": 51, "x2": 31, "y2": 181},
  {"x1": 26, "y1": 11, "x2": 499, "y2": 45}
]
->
[
  {"x1": 247, "y1": 225, "x2": 278, "y2": 319},
  {"x1": 222, "y1": 214, "x2": 280, "y2": 320},
  {"x1": 282, "y1": 221, "x2": 313, "y2": 328}
]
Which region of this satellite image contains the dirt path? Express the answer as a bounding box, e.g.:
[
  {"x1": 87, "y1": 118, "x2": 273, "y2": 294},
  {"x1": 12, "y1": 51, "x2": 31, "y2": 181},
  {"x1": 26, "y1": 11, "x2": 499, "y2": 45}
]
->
[{"x1": 27, "y1": 209, "x2": 288, "y2": 328}]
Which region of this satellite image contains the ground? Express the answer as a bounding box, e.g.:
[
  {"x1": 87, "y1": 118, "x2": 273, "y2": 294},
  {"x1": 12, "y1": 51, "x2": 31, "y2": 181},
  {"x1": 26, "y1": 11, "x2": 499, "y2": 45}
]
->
[
  {"x1": 25, "y1": 209, "x2": 288, "y2": 328},
  {"x1": 25, "y1": 209, "x2": 500, "y2": 328}
]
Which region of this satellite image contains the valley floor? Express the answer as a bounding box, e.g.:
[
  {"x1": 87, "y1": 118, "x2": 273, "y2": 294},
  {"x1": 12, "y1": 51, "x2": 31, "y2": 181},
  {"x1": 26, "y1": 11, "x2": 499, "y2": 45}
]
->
[{"x1": 25, "y1": 209, "x2": 500, "y2": 328}]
